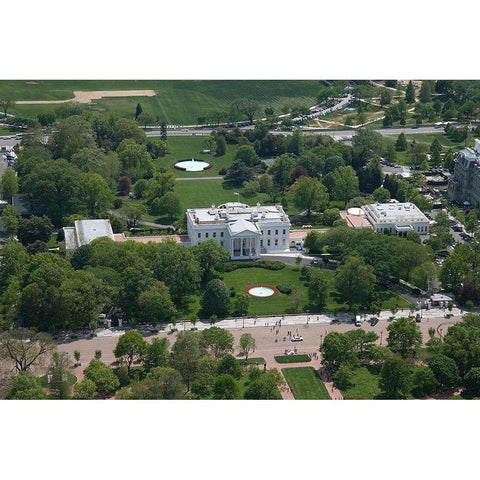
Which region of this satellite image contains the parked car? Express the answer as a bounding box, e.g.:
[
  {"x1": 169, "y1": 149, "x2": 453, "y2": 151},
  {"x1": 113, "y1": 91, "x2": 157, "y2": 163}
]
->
[
  {"x1": 296, "y1": 245, "x2": 303, "y2": 251},
  {"x1": 355, "y1": 315, "x2": 362, "y2": 327},
  {"x1": 370, "y1": 317, "x2": 379, "y2": 326},
  {"x1": 291, "y1": 335, "x2": 303, "y2": 342},
  {"x1": 310, "y1": 258, "x2": 319, "y2": 266},
  {"x1": 415, "y1": 313, "x2": 421, "y2": 323}
]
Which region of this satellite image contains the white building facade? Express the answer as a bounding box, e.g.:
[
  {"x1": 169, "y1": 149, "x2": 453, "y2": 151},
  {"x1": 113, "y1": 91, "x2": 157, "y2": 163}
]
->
[
  {"x1": 186, "y1": 202, "x2": 290, "y2": 260},
  {"x1": 362, "y1": 202, "x2": 430, "y2": 237},
  {"x1": 64, "y1": 219, "x2": 115, "y2": 252}
]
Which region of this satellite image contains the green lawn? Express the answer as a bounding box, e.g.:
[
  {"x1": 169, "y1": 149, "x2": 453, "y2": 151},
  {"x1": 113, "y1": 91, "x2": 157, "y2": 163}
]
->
[
  {"x1": 3, "y1": 80, "x2": 320, "y2": 125},
  {"x1": 275, "y1": 354, "x2": 311, "y2": 363},
  {"x1": 156, "y1": 136, "x2": 240, "y2": 178},
  {"x1": 236, "y1": 357, "x2": 266, "y2": 365},
  {"x1": 340, "y1": 365, "x2": 381, "y2": 400},
  {"x1": 282, "y1": 367, "x2": 331, "y2": 399}
]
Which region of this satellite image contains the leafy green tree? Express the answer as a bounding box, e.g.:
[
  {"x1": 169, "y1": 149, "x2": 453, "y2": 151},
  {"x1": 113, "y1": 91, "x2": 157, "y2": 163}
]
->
[
  {"x1": 144, "y1": 171, "x2": 176, "y2": 201},
  {"x1": 113, "y1": 331, "x2": 148, "y2": 373},
  {"x1": 334, "y1": 256, "x2": 376, "y2": 310},
  {"x1": 332, "y1": 166, "x2": 359, "y2": 207},
  {"x1": 405, "y1": 81, "x2": 415, "y2": 104},
  {"x1": 17, "y1": 215, "x2": 53, "y2": 247},
  {"x1": 322, "y1": 208, "x2": 340, "y2": 226},
  {"x1": 73, "y1": 379, "x2": 97, "y2": 399},
  {"x1": 171, "y1": 330, "x2": 204, "y2": 391},
  {"x1": 123, "y1": 203, "x2": 147, "y2": 228},
  {"x1": 386, "y1": 317, "x2": 422, "y2": 358},
  {"x1": 291, "y1": 176, "x2": 329, "y2": 216},
  {"x1": 352, "y1": 128, "x2": 383, "y2": 169},
  {"x1": 79, "y1": 173, "x2": 114, "y2": 217},
  {"x1": 201, "y1": 326, "x2": 234, "y2": 358},
  {"x1": 308, "y1": 269, "x2": 329, "y2": 308},
  {"x1": 143, "y1": 338, "x2": 170, "y2": 371},
  {"x1": 238, "y1": 98, "x2": 259, "y2": 124},
  {"x1": 412, "y1": 366, "x2": 437, "y2": 397},
  {"x1": 49, "y1": 115, "x2": 95, "y2": 159},
  {"x1": 358, "y1": 158, "x2": 384, "y2": 193},
  {"x1": 288, "y1": 127, "x2": 304, "y2": 155},
  {"x1": 216, "y1": 135, "x2": 227, "y2": 156},
  {"x1": 244, "y1": 368, "x2": 283, "y2": 399},
  {"x1": 373, "y1": 187, "x2": 391, "y2": 203},
  {"x1": 201, "y1": 279, "x2": 231, "y2": 318},
  {"x1": 464, "y1": 367, "x2": 480, "y2": 396},
  {"x1": 1, "y1": 204, "x2": 20, "y2": 237},
  {"x1": 213, "y1": 374, "x2": 241, "y2": 399},
  {"x1": 137, "y1": 111, "x2": 155, "y2": 129},
  {"x1": 380, "y1": 89, "x2": 392, "y2": 106},
  {"x1": 0, "y1": 328, "x2": 55, "y2": 372},
  {"x1": 259, "y1": 174, "x2": 274, "y2": 194},
  {"x1": 217, "y1": 353, "x2": 242, "y2": 379},
  {"x1": 233, "y1": 292, "x2": 250, "y2": 316},
  {"x1": 320, "y1": 332, "x2": 358, "y2": 373},
  {"x1": 332, "y1": 364, "x2": 353, "y2": 389},
  {"x1": 153, "y1": 191, "x2": 182, "y2": 221},
  {"x1": 465, "y1": 210, "x2": 478, "y2": 233},
  {"x1": 135, "y1": 103, "x2": 143, "y2": 120},
  {"x1": 83, "y1": 359, "x2": 120, "y2": 397},
  {"x1": 235, "y1": 145, "x2": 259, "y2": 167},
  {"x1": 192, "y1": 240, "x2": 230, "y2": 284},
  {"x1": 345, "y1": 329, "x2": 379, "y2": 358},
  {"x1": 379, "y1": 356, "x2": 412, "y2": 399},
  {"x1": 5, "y1": 371, "x2": 47, "y2": 399},
  {"x1": 137, "y1": 282, "x2": 176, "y2": 325},
  {"x1": 238, "y1": 333, "x2": 256, "y2": 360},
  {"x1": 224, "y1": 160, "x2": 253, "y2": 186},
  {"x1": 0, "y1": 167, "x2": 18, "y2": 202},
  {"x1": 428, "y1": 355, "x2": 461, "y2": 391},
  {"x1": 116, "y1": 140, "x2": 154, "y2": 181},
  {"x1": 48, "y1": 351, "x2": 73, "y2": 399},
  {"x1": 419, "y1": 81, "x2": 432, "y2": 103},
  {"x1": 272, "y1": 154, "x2": 296, "y2": 192}
]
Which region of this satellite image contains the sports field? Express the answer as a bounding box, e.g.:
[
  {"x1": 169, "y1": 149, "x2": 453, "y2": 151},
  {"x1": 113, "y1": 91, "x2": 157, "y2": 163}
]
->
[{"x1": 2, "y1": 80, "x2": 321, "y2": 125}]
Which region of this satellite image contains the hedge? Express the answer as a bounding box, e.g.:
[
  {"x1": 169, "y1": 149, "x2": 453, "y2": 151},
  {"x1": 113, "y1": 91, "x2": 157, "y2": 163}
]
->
[
  {"x1": 275, "y1": 354, "x2": 311, "y2": 364},
  {"x1": 219, "y1": 260, "x2": 286, "y2": 272}
]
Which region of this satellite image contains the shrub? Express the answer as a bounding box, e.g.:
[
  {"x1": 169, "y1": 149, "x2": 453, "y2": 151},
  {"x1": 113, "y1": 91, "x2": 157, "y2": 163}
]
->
[
  {"x1": 95, "y1": 350, "x2": 102, "y2": 360},
  {"x1": 276, "y1": 284, "x2": 293, "y2": 295},
  {"x1": 218, "y1": 167, "x2": 227, "y2": 175},
  {"x1": 113, "y1": 198, "x2": 123, "y2": 209},
  {"x1": 220, "y1": 260, "x2": 285, "y2": 272},
  {"x1": 230, "y1": 286, "x2": 236, "y2": 297}
]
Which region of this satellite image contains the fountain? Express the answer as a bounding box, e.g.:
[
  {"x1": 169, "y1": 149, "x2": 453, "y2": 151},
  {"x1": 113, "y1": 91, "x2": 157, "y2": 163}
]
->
[
  {"x1": 245, "y1": 284, "x2": 279, "y2": 298},
  {"x1": 174, "y1": 157, "x2": 212, "y2": 172}
]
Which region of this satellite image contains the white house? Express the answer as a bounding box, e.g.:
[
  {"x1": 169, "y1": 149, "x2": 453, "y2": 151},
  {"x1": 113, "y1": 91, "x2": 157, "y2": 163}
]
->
[
  {"x1": 64, "y1": 219, "x2": 115, "y2": 252},
  {"x1": 186, "y1": 202, "x2": 290, "y2": 259},
  {"x1": 362, "y1": 201, "x2": 429, "y2": 237}
]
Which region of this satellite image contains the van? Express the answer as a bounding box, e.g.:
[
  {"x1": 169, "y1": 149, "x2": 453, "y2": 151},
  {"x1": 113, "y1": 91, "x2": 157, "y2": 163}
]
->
[{"x1": 355, "y1": 315, "x2": 362, "y2": 327}]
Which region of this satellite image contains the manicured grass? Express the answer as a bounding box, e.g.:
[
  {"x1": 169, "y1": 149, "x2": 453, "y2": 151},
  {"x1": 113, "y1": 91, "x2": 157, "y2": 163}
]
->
[
  {"x1": 174, "y1": 180, "x2": 270, "y2": 213},
  {"x1": 340, "y1": 365, "x2": 381, "y2": 400},
  {"x1": 156, "y1": 136, "x2": 240, "y2": 178},
  {"x1": 282, "y1": 367, "x2": 331, "y2": 399},
  {"x1": 3, "y1": 80, "x2": 320, "y2": 125},
  {"x1": 275, "y1": 354, "x2": 311, "y2": 363},
  {"x1": 0, "y1": 127, "x2": 20, "y2": 136}
]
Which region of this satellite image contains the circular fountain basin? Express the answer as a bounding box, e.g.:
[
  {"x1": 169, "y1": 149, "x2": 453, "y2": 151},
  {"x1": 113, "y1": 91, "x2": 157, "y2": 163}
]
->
[
  {"x1": 245, "y1": 284, "x2": 279, "y2": 298},
  {"x1": 174, "y1": 158, "x2": 212, "y2": 172}
]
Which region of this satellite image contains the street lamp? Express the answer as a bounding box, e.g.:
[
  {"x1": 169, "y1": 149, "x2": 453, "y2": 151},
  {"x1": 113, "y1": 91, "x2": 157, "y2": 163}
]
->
[
  {"x1": 242, "y1": 313, "x2": 245, "y2": 329},
  {"x1": 380, "y1": 331, "x2": 383, "y2": 345}
]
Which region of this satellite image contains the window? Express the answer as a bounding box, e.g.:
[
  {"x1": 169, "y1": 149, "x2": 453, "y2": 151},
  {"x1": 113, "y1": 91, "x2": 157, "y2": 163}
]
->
[
  {"x1": 267, "y1": 239, "x2": 271, "y2": 246},
  {"x1": 283, "y1": 229, "x2": 286, "y2": 235},
  {"x1": 260, "y1": 240, "x2": 263, "y2": 247},
  {"x1": 213, "y1": 232, "x2": 216, "y2": 238},
  {"x1": 275, "y1": 229, "x2": 278, "y2": 235},
  {"x1": 220, "y1": 241, "x2": 223, "y2": 246},
  {"x1": 268, "y1": 230, "x2": 271, "y2": 235},
  {"x1": 198, "y1": 233, "x2": 201, "y2": 238},
  {"x1": 282, "y1": 239, "x2": 286, "y2": 246},
  {"x1": 221, "y1": 232, "x2": 224, "y2": 237},
  {"x1": 206, "y1": 232, "x2": 209, "y2": 238},
  {"x1": 275, "y1": 239, "x2": 278, "y2": 246}
]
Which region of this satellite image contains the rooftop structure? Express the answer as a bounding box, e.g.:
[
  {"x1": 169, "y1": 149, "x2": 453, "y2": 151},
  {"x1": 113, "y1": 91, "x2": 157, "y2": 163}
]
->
[
  {"x1": 339, "y1": 207, "x2": 373, "y2": 229},
  {"x1": 362, "y1": 201, "x2": 429, "y2": 236},
  {"x1": 186, "y1": 202, "x2": 290, "y2": 259},
  {"x1": 64, "y1": 219, "x2": 114, "y2": 251}
]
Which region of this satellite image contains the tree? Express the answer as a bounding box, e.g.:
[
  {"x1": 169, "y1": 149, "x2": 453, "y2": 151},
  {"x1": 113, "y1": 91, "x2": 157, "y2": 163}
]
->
[
  {"x1": 154, "y1": 191, "x2": 182, "y2": 221},
  {"x1": 137, "y1": 111, "x2": 155, "y2": 130},
  {"x1": 244, "y1": 368, "x2": 283, "y2": 399},
  {"x1": 380, "y1": 89, "x2": 392, "y2": 106},
  {"x1": 465, "y1": 210, "x2": 478, "y2": 233},
  {"x1": 213, "y1": 374, "x2": 241, "y2": 399},
  {"x1": 48, "y1": 351, "x2": 73, "y2": 399},
  {"x1": 405, "y1": 81, "x2": 415, "y2": 104},
  {"x1": 308, "y1": 269, "x2": 329, "y2": 308},
  {"x1": 320, "y1": 332, "x2": 357, "y2": 373},
  {"x1": 290, "y1": 288, "x2": 304, "y2": 313},
  {"x1": 137, "y1": 283, "x2": 176, "y2": 325},
  {"x1": 334, "y1": 256, "x2": 376, "y2": 310},
  {"x1": 113, "y1": 331, "x2": 148, "y2": 373},
  {"x1": 242, "y1": 179, "x2": 260, "y2": 196},
  {"x1": 288, "y1": 127, "x2": 304, "y2": 155},
  {"x1": 123, "y1": 203, "x2": 147, "y2": 228},
  {"x1": 143, "y1": 338, "x2": 170, "y2": 371},
  {"x1": 135, "y1": 103, "x2": 143, "y2": 120},
  {"x1": 200, "y1": 326, "x2": 234, "y2": 358},
  {"x1": 79, "y1": 172, "x2": 114, "y2": 217},
  {"x1": 464, "y1": 367, "x2": 480, "y2": 396},
  {"x1": 83, "y1": 359, "x2": 120, "y2": 397},
  {"x1": 238, "y1": 98, "x2": 259, "y2": 124},
  {"x1": 224, "y1": 160, "x2": 254, "y2": 186},
  {"x1": 235, "y1": 145, "x2": 259, "y2": 167},
  {"x1": 238, "y1": 333, "x2": 256, "y2": 360},
  {"x1": 428, "y1": 355, "x2": 461, "y2": 391},
  {"x1": 345, "y1": 329, "x2": 379, "y2": 358},
  {"x1": 233, "y1": 292, "x2": 250, "y2": 316},
  {"x1": 118, "y1": 176, "x2": 132, "y2": 195},
  {"x1": 216, "y1": 135, "x2": 227, "y2": 156},
  {"x1": 17, "y1": 216, "x2": 53, "y2": 247},
  {"x1": 218, "y1": 353, "x2": 242, "y2": 379},
  {"x1": 0, "y1": 167, "x2": 18, "y2": 202},
  {"x1": 0, "y1": 329, "x2": 55, "y2": 372},
  {"x1": 352, "y1": 128, "x2": 383, "y2": 169},
  {"x1": 5, "y1": 371, "x2": 47, "y2": 400},
  {"x1": 73, "y1": 378, "x2": 97, "y2": 399},
  {"x1": 379, "y1": 356, "x2": 412, "y2": 399},
  {"x1": 192, "y1": 240, "x2": 230, "y2": 284},
  {"x1": 0, "y1": 97, "x2": 15, "y2": 118},
  {"x1": 373, "y1": 187, "x2": 391, "y2": 203},
  {"x1": 386, "y1": 317, "x2": 422, "y2": 358},
  {"x1": 332, "y1": 364, "x2": 354, "y2": 389},
  {"x1": 160, "y1": 122, "x2": 167, "y2": 141},
  {"x1": 419, "y1": 81, "x2": 432, "y2": 103},
  {"x1": 144, "y1": 171, "x2": 176, "y2": 201},
  {"x1": 259, "y1": 174, "x2": 274, "y2": 194},
  {"x1": 1, "y1": 204, "x2": 20, "y2": 237},
  {"x1": 116, "y1": 140, "x2": 154, "y2": 181},
  {"x1": 291, "y1": 176, "x2": 329, "y2": 216},
  {"x1": 412, "y1": 366, "x2": 437, "y2": 397},
  {"x1": 171, "y1": 331, "x2": 204, "y2": 391},
  {"x1": 358, "y1": 158, "x2": 383, "y2": 193},
  {"x1": 332, "y1": 166, "x2": 359, "y2": 207},
  {"x1": 201, "y1": 279, "x2": 231, "y2": 318}
]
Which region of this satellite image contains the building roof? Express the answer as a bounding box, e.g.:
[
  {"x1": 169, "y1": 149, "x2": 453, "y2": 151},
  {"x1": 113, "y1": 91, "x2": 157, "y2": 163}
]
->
[
  {"x1": 363, "y1": 202, "x2": 428, "y2": 224},
  {"x1": 64, "y1": 219, "x2": 114, "y2": 250},
  {"x1": 227, "y1": 218, "x2": 261, "y2": 236}
]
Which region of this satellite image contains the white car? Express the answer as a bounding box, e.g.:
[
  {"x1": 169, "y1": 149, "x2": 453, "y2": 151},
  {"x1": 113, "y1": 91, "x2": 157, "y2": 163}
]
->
[{"x1": 291, "y1": 335, "x2": 303, "y2": 342}]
